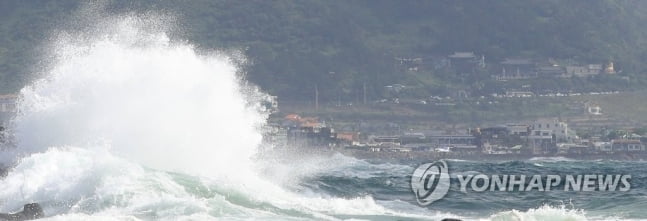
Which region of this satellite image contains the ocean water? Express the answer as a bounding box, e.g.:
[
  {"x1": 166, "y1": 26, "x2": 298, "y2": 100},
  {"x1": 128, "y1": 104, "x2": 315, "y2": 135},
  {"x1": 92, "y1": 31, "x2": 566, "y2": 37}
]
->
[
  {"x1": 303, "y1": 155, "x2": 647, "y2": 220},
  {"x1": 0, "y1": 12, "x2": 646, "y2": 221}
]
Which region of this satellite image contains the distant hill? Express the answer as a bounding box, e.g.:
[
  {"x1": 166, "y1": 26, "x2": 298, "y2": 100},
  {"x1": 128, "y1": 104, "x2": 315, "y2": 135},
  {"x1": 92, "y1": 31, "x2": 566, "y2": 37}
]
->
[{"x1": 1, "y1": 0, "x2": 647, "y2": 101}]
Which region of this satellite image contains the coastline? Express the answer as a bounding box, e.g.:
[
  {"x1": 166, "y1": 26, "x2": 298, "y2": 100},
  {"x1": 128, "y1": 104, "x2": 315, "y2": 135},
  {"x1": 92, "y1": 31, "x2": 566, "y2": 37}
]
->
[
  {"x1": 341, "y1": 149, "x2": 647, "y2": 162},
  {"x1": 266, "y1": 147, "x2": 647, "y2": 163}
]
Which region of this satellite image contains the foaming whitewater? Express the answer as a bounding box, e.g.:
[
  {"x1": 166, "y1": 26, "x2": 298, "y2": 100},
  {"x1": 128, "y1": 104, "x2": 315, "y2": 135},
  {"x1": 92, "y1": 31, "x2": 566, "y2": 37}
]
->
[
  {"x1": 0, "y1": 13, "x2": 273, "y2": 217},
  {"x1": 10, "y1": 19, "x2": 264, "y2": 178},
  {"x1": 1, "y1": 13, "x2": 644, "y2": 221},
  {"x1": 0, "y1": 14, "x2": 429, "y2": 220}
]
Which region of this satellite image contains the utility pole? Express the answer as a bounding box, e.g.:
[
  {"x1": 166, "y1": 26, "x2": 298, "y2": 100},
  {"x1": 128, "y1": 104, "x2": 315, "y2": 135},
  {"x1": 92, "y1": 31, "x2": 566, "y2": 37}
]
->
[
  {"x1": 315, "y1": 84, "x2": 319, "y2": 111},
  {"x1": 363, "y1": 82, "x2": 367, "y2": 105}
]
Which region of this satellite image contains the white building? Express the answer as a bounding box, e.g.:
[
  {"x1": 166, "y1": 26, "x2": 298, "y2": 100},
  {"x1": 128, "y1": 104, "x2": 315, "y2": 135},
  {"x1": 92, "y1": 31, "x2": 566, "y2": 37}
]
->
[
  {"x1": 528, "y1": 119, "x2": 570, "y2": 142},
  {"x1": 506, "y1": 124, "x2": 530, "y2": 136},
  {"x1": 594, "y1": 142, "x2": 612, "y2": 152}
]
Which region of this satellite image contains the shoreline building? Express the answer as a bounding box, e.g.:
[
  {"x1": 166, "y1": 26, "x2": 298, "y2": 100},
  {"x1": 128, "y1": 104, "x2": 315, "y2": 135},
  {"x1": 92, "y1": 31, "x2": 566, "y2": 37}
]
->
[{"x1": 524, "y1": 119, "x2": 571, "y2": 154}]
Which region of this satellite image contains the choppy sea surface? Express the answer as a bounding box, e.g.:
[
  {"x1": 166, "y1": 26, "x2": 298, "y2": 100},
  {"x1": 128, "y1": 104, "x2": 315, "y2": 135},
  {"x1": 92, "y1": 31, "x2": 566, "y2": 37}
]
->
[
  {"x1": 0, "y1": 9, "x2": 645, "y2": 221},
  {"x1": 3, "y1": 150, "x2": 646, "y2": 221},
  {"x1": 295, "y1": 154, "x2": 647, "y2": 220}
]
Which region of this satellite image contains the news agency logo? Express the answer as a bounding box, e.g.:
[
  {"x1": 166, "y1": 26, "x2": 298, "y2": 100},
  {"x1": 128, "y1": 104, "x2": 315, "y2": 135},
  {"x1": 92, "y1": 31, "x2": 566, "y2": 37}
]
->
[
  {"x1": 411, "y1": 160, "x2": 632, "y2": 207},
  {"x1": 410, "y1": 160, "x2": 450, "y2": 206}
]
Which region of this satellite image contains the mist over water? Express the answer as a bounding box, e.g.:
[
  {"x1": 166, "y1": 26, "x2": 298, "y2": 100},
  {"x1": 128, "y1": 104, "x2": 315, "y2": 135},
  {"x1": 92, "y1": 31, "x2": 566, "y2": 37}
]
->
[
  {"x1": 0, "y1": 10, "x2": 642, "y2": 221},
  {"x1": 10, "y1": 14, "x2": 269, "y2": 177},
  {"x1": 0, "y1": 12, "x2": 404, "y2": 220}
]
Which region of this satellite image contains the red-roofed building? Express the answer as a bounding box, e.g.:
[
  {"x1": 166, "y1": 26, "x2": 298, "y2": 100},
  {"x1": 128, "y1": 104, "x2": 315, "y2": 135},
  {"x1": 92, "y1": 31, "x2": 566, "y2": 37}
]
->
[{"x1": 337, "y1": 132, "x2": 360, "y2": 145}]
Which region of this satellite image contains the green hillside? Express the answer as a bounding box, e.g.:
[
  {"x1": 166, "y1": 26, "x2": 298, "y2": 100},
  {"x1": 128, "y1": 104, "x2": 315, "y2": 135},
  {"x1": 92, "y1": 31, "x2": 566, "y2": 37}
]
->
[{"x1": 1, "y1": 0, "x2": 647, "y2": 101}]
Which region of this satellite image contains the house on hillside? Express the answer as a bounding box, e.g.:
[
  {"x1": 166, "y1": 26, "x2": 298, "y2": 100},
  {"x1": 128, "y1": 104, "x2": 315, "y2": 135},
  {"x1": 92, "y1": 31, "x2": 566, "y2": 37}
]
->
[
  {"x1": 536, "y1": 65, "x2": 566, "y2": 77},
  {"x1": 565, "y1": 64, "x2": 603, "y2": 77},
  {"x1": 605, "y1": 61, "x2": 616, "y2": 74},
  {"x1": 447, "y1": 52, "x2": 482, "y2": 74},
  {"x1": 496, "y1": 58, "x2": 535, "y2": 80},
  {"x1": 395, "y1": 57, "x2": 423, "y2": 72}
]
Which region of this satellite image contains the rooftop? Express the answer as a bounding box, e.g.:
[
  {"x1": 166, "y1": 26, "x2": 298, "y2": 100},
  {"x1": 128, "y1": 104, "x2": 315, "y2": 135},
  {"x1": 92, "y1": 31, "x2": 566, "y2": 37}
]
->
[
  {"x1": 501, "y1": 58, "x2": 533, "y2": 65},
  {"x1": 448, "y1": 52, "x2": 476, "y2": 59}
]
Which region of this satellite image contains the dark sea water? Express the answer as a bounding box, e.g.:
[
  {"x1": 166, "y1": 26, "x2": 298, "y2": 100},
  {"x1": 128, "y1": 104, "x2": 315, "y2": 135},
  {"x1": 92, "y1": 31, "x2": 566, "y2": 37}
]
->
[
  {"x1": 0, "y1": 11, "x2": 644, "y2": 220},
  {"x1": 291, "y1": 154, "x2": 647, "y2": 220},
  {"x1": 2, "y1": 148, "x2": 646, "y2": 220}
]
